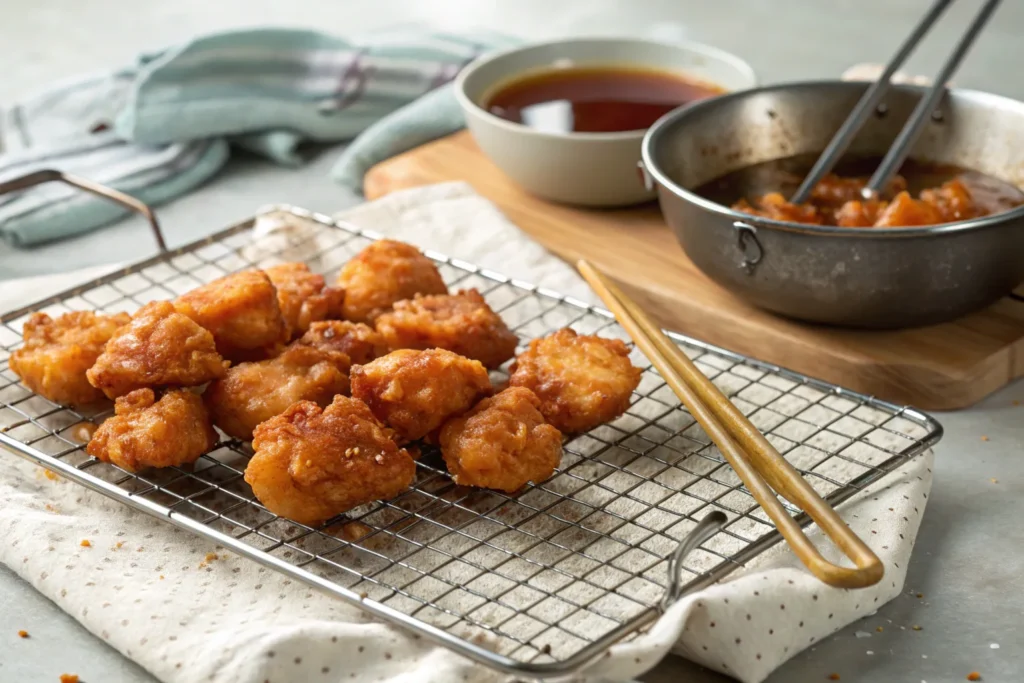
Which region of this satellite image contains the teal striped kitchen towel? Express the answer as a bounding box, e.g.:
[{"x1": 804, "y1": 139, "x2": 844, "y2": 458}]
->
[{"x1": 0, "y1": 28, "x2": 518, "y2": 247}]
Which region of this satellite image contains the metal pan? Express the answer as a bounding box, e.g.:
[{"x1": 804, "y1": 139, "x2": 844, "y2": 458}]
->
[{"x1": 639, "y1": 80, "x2": 1024, "y2": 328}]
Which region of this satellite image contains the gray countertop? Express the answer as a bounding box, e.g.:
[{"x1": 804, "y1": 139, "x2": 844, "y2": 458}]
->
[{"x1": 2, "y1": 1, "x2": 1023, "y2": 682}]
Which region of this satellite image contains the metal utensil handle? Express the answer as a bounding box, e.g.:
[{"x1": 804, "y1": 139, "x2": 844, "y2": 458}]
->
[
  {"x1": 0, "y1": 169, "x2": 167, "y2": 251},
  {"x1": 789, "y1": 0, "x2": 954, "y2": 204},
  {"x1": 864, "y1": 0, "x2": 1003, "y2": 196},
  {"x1": 578, "y1": 260, "x2": 885, "y2": 589},
  {"x1": 662, "y1": 511, "x2": 728, "y2": 610}
]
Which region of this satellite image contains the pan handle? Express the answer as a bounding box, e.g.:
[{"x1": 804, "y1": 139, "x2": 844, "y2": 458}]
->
[
  {"x1": 636, "y1": 160, "x2": 656, "y2": 192},
  {"x1": 732, "y1": 221, "x2": 762, "y2": 275},
  {"x1": 0, "y1": 169, "x2": 167, "y2": 252}
]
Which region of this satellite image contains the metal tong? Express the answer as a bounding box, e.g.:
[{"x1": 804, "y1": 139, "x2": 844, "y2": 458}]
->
[
  {"x1": 791, "y1": 0, "x2": 1003, "y2": 204},
  {"x1": 578, "y1": 260, "x2": 884, "y2": 589}
]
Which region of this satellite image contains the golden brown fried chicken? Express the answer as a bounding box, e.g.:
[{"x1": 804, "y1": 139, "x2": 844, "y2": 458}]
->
[
  {"x1": 375, "y1": 289, "x2": 518, "y2": 369},
  {"x1": 350, "y1": 348, "x2": 491, "y2": 442},
  {"x1": 86, "y1": 388, "x2": 218, "y2": 472},
  {"x1": 245, "y1": 396, "x2": 416, "y2": 525},
  {"x1": 264, "y1": 262, "x2": 345, "y2": 339},
  {"x1": 205, "y1": 343, "x2": 351, "y2": 441},
  {"x1": 335, "y1": 240, "x2": 447, "y2": 323},
  {"x1": 86, "y1": 301, "x2": 227, "y2": 399},
  {"x1": 732, "y1": 192, "x2": 824, "y2": 225},
  {"x1": 439, "y1": 387, "x2": 562, "y2": 492},
  {"x1": 509, "y1": 328, "x2": 641, "y2": 433},
  {"x1": 9, "y1": 311, "x2": 130, "y2": 407},
  {"x1": 297, "y1": 320, "x2": 388, "y2": 366},
  {"x1": 173, "y1": 270, "x2": 287, "y2": 361}
]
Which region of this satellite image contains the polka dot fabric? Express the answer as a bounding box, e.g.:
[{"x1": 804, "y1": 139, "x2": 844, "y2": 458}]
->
[{"x1": 0, "y1": 185, "x2": 935, "y2": 683}]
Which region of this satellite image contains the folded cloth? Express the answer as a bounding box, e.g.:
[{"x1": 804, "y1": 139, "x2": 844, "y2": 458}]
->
[
  {"x1": 0, "y1": 182, "x2": 934, "y2": 683},
  {"x1": 0, "y1": 28, "x2": 516, "y2": 246}
]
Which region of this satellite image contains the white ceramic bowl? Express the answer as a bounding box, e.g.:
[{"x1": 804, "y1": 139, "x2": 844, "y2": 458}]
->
[{"x1": 454, "y1": 37, "x2": 757, "y2": 207}]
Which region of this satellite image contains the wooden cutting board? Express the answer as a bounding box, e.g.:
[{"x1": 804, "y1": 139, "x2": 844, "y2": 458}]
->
[{"x1": 364, "y1": 131, "x2": 1024, "y2": 410}]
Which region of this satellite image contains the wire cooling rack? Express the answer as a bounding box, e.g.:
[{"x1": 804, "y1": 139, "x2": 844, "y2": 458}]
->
[{"x1": 0, "y1": 206, "x2": 942, "y2": 679}]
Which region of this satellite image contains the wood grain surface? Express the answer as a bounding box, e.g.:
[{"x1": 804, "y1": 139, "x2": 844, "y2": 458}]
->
[{"x1": 364, "y1": 131, "x2": 1024, "y2": 410}]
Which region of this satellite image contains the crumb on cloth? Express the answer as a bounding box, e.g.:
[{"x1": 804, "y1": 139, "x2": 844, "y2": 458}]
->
[
  {"x1": 17, "y1": 630, "x2": 28, "y2": 638},
  {"x1": 79, "y1": 539, "x2": 91, "y2": 548}
]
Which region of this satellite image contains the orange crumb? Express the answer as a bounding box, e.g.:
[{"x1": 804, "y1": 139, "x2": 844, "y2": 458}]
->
[
  {"x1": 79, "y1": 539, "x2": 91, "y2": 548},
  {"x1": 980, "y1": 435, "x2": 989, "y2": 442},
  {"x1": 340, "y1": 521, "x2": 373, "y2": 542},
  {"x1": 204, "y1": 552, "x2": 218, "y2": 562},
  {"x1": 912, "y1": 625, "x2": 923, "y2": 631},
  {"x1": 990, "y1": 478, "x2": 999, "y2": 484},
  {"x1": 875, "y1": 626, "x2": 883, "y2": 632},
  {"x1": 967, "y1": 673, "x2": 982, "y2": 681},
  {"x1": 59, "y1": 675, "x2": 79, "y2": 683},
  {"x1": 828, "y1": 675, "x2": 840, "y2": 681},
  {"x1": 115, "y1": 542, "x2": 123, "y2": 549},
  {"x1": 17, "y1": 630, "x2": 28, "y2": 638},
  {"x1": 43, "y1": 470, "x2": 58, "y2": 481},
  {"x1": 916, "y1": 592, "x2": 924, "y2": 598},
  {"x1": 44, "y1": 504, "x2": 55, "y2": 512},
  {"x1": 159, "y1": 575, "x2": 165, "y2": 580}
]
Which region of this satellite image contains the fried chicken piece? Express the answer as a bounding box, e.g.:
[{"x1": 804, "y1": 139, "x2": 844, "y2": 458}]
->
[
  {"x1": 919, "y1": 178, "x2": 982, "y2": 223},
  {"x1": 297, "y1": 320, "x2": 388, "y2": 365},
  {"x1": 9, "y1": 311, "x2": 130, "y2": 407},
  {"x1": 205, "y1": 343, "x2": 351, "y2": 441},
  {"x1": 509, "y1": 328, "x2": 641, "y2": 433},
  {"x1": 86, "y1": 388, "x2": 217, "y2": 472},
  {"x1": 733, "y1": 192, "x2": 824, "y2": 224},
  {"x1": 810, "y1": 173, "x2": 907, "y2": 208},
  {"x1": 873, "y1": 191, "x2": 943, "y2": 227},
  {"x1": 375, "y1": 289, "x2": 518, "y2": 369},
  {"x1": 350, "y1": 348, "x2": 491, "y2": 442},
  {"x1": 335, "y1": 240, "x2": 447, "y2": 323},
  {"x1": 264, "y1": 262, "x2": 345, "y2": 339},
  {"x1": 246, "y1": 396, "x2": 416, "y2": 525},
  {"x1": 440, "y1": 387, "x2": 562, "y2": 492},
  {"x1": 86, "y1": 301, "x2": 227, "y2": 399},
  {"x1": 173, "y1": 270, "x2": 287, "y2": 361},
  {"x1": 834, "y1": 198, "x2": 887, "y2": 227}
]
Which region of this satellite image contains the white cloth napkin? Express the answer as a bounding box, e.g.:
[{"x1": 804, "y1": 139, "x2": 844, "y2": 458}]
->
[{"x1": 0, "y1": 182, "x2": 934, "y2": 683}]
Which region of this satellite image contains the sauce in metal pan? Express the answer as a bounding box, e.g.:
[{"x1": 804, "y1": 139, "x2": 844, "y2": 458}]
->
[{"x1": 697, "y1": 154, "x2": 1024, "y2": 227}]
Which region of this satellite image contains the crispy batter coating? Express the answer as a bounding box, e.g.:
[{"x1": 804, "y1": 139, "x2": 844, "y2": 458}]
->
[
  {"x1": 265, "y1": 262, "x2": 345, "y2": 339},
  {"x1": 297, "y1": 320, "x2": 388, "y2": 366},
  {"x1": 205, "y1": 343, "x2": 351, "y2": 441},
  {"x1": 173, "y1": 270, "x2": 287, "y2": 361},
  {"x1": 509, "y1": 328, "x2": 641, "y2": 433},
  {"x1": 246, "y1": 396, "x2": 416, "y2": 524},
  {"x1": 439, "y1": 387, "x2": 562, "y2": 492},
  {"x1": 9, "y1": 311, "x2": 130, "y2": 407},
  {"x1": 86, "y1": 301, "x2": 228, "y2": 399},
  {"x1": 350, "y1": 348, "x2": 491, "y2": 442},
  {"x1": 335, "y1": 240, "x2": 447, "y2": 323},
  {"x1": 86, "y1": 388, "x2": 218, "y2": 472},
  {"x1": 376, "y1": 289, "x2": 518, "y2": 368}
]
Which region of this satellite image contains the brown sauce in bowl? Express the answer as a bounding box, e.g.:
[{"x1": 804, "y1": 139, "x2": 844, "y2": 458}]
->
[
  {"x1": 696, "y1": 154, "x2": 1024, "y2": 227},
  {"x1": 485, "y1": 66, "x2": 723, "y2": 134}
]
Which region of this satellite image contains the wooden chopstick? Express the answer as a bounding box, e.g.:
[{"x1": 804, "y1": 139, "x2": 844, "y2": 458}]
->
[{"x1": 577, "y1": 260, "x2": 884, "y2": 589}]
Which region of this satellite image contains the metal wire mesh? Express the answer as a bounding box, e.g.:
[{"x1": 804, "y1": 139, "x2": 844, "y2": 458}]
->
[{"x1": 0, "y1": 206, "x2": 942, "y2": 678}]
